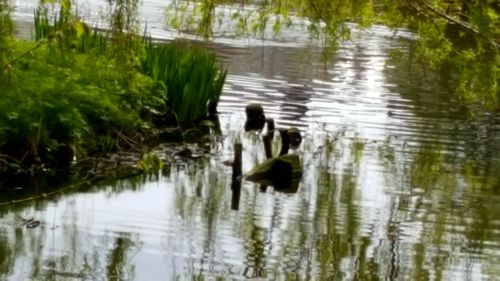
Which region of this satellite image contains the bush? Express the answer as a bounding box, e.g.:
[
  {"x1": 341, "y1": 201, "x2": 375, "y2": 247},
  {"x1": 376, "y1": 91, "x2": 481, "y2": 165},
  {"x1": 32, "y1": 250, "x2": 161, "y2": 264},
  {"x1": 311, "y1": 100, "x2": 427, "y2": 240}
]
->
[{"x1": 0, "y1": 41, "x2": 160, "y2": 166}]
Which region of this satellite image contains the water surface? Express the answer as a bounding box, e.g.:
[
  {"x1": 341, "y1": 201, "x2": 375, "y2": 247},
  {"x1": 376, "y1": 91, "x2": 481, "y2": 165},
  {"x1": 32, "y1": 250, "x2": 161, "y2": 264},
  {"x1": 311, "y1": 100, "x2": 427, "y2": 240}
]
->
[{"x1": 1, "y1": 1, "x2": 500, "y2": 280}]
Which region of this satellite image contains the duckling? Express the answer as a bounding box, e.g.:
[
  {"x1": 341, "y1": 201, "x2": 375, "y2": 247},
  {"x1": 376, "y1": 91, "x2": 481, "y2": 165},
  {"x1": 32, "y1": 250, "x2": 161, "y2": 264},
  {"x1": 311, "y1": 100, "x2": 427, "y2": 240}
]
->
[{"x1": 244, "y1": 103, "x2": 266, "y2": 131}]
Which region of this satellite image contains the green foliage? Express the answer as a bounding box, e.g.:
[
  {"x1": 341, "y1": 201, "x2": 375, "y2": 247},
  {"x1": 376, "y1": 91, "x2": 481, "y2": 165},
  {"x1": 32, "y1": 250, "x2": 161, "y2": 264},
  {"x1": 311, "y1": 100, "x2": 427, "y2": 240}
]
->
[
  {"x1": 34, "y1": 6, "x2": 108, "y2": 54},
  {"x1": 106, "y1": 0, "x2": 144, "y2": 77},
  {"x1": 97, "y1": 135, "x2": 117, "y2": 154},
  {"x1": 141, "y1": 38, "x2": 227, "y2": 123},
  {"x1": 0, "y1": 0, "x2": 13, "y2": 67},
  {"x1": 34, "y1": 2, "x2": 227, "y2": 126},
  {"x1": 166, "y1": 0, "x2": 374, "y2": 47},
  {"x1": 0, "y1": 41, "x2": 158, "y2": 164},
  {"x1": 399, "y1": 1, "x2": 499, "y2": 107},
  {"x1": 2, "y1": 3, "x2": 159, "y2": 165},
  {"x1": 1, "y1": 0, "x2": 227, "y2": 171},
  {"x1": 137, "y1": 151, "x2": 164, "y2": 173}
]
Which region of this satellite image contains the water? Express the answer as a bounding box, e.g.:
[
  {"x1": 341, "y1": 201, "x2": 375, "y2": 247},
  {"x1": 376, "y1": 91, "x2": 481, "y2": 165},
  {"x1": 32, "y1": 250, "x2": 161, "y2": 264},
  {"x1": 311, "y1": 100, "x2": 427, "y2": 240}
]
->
[{"x1": 2, "y1": 1, "x2": 500, "y2": 280}]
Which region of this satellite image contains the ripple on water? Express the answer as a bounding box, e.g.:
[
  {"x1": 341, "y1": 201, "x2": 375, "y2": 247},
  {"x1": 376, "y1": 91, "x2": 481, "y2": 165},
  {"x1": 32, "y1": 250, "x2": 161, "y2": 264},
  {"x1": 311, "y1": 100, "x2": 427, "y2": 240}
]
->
[{"x1": 4, "y1": 2, "x2": 500, "y2": 280}]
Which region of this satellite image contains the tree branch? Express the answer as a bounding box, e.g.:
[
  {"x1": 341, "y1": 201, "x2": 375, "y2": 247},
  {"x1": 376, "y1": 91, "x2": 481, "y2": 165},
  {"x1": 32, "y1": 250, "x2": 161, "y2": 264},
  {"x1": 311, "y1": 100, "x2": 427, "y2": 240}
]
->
[
  {"x1": 1, "y1": 41, "x2": 46, "y2": 70},
  {"x1": 408, "y1": 0, "x2": 498, "y2": 49}
]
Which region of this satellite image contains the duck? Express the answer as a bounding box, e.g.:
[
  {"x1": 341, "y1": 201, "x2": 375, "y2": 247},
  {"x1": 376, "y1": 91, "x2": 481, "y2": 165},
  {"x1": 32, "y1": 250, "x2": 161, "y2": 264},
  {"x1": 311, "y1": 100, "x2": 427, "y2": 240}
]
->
[
  {"x1": 245, "y1": 128, "x2": 302, "y2": 192},
  {"x1": 244, "y1": 103, "x2": 266, "y2": 131}
]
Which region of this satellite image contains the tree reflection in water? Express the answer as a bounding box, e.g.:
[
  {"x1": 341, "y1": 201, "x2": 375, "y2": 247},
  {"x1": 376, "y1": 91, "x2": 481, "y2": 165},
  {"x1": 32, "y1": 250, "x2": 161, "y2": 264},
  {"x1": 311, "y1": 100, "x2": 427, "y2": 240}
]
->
[{"x1": 0, "y1": 15, "x2": 499, "y2": 281}]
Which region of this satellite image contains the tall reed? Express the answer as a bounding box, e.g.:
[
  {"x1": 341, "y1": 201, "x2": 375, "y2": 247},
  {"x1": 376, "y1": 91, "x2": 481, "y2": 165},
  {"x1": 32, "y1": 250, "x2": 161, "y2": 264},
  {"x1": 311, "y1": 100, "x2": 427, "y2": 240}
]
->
[
  {"x1": 33, "y1": 7, "x2": 66, "y2": 41},
  {"x1": 34, "y1": 7, "x2": 108, "y2": 54},
  {"x1": 141, "y1": 37, "x2": 227, "y2": 123}
]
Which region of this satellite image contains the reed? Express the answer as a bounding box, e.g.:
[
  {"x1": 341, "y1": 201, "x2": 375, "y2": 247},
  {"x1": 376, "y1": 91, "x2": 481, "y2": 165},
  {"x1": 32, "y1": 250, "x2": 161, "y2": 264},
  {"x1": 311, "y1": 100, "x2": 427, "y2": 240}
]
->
[
  {"x1": 34, "y1": 7, "x2": 108, "y2": 54},
  {"x1": 33, "y1": 7, "x2": 65, "y2": 41},
  {"x1": 141, "y1": 37, "x2": 227, "y2": 123}
]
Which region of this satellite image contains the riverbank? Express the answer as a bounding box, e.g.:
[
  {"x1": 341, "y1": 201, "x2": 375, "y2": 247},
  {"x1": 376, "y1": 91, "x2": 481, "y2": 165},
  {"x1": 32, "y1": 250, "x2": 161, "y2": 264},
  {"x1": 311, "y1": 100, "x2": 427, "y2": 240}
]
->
[{"x1": 0, "y1": 6, "x2": 226, "y2": 176}]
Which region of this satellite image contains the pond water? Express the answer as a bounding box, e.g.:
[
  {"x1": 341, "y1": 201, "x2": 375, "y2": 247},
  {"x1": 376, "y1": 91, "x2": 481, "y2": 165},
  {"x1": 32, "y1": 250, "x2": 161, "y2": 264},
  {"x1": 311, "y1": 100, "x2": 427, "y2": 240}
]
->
[{"x1": 2, "y1": 1, "x2": 500, "y2": 280}]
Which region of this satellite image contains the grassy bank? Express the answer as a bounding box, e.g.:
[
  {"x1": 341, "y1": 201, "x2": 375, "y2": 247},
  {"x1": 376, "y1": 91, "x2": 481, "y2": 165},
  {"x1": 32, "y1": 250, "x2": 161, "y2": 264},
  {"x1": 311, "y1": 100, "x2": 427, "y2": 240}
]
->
[{"x1": 0, "y1": 4, "x2": 226, "y2": 175}]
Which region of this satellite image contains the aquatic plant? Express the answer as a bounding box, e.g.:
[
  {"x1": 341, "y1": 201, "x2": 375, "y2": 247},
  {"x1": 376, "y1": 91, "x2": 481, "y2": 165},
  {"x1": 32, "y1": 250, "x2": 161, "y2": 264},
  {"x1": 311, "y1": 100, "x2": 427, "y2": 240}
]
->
[
  {"x1": 33, "y1": 5, "x2": 66, "y2": 41},
  {"x1": 34, "y1": 6, "x2": 108, "y2": 54},
  {"x1": 141, "y1": 37, "x2": 227, "y2": 123},
  {"x1": 137, "y1": 152, "x2": 164, "y2": 173}
]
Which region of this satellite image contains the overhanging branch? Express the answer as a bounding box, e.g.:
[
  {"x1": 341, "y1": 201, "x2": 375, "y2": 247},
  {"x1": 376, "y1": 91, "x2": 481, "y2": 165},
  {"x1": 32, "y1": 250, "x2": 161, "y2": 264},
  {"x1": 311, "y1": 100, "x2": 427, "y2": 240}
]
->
[{"x1": 407, "y1": 0, "x2": 498, "y2": 49}]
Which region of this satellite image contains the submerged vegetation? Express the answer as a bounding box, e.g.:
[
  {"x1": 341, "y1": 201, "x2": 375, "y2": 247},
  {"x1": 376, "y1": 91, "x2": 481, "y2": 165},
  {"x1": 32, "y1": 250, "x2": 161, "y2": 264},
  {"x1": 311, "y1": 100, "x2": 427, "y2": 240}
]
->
[
  {"x1": 166, "y1": 0, "x2": 499, "y2": 108},
  {"x1": 0, "y1": 0, "x2": 226, "y2": 174}
]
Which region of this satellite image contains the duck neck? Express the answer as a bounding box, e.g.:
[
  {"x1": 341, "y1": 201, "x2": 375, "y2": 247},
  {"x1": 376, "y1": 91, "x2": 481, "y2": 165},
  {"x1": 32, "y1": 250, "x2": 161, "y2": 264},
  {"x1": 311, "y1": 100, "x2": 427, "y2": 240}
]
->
[{"x1": 279, "y1": 129, "x2": 289, "y2": 156}]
